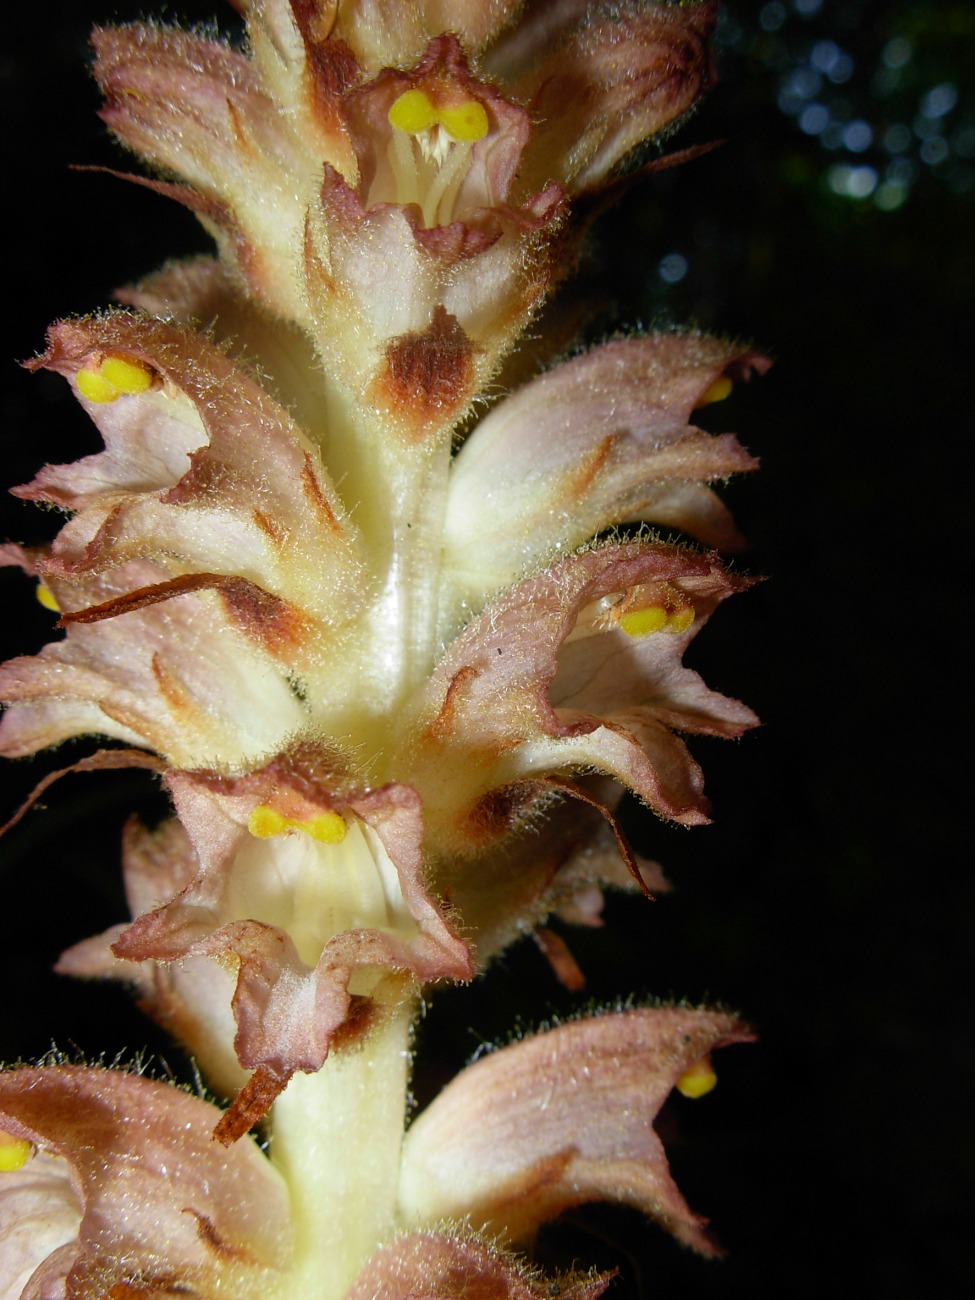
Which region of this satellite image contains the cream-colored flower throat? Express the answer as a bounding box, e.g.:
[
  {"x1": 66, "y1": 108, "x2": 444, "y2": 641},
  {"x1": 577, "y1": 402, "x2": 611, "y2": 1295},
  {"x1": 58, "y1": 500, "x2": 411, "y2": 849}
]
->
[{"x1": 386, "y1": 88, "x2": 490, "y2": 226}]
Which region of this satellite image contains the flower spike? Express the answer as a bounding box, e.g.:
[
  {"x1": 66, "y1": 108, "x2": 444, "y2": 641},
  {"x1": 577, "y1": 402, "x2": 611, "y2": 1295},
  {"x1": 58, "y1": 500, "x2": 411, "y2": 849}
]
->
[{"x1": 3, "y1": 0, "x2": 765, "y2": 1293}]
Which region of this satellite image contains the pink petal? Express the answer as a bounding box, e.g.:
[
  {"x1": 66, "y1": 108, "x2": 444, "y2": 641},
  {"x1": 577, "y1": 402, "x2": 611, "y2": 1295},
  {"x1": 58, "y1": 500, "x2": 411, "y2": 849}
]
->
[
  {"x1": 445, "y1": 333, "x2": 768, "y2": 606},
  {"x1": 307, "y1": 170, "x2": 558, "y2": 433},
  {"x1": 399, "y1": 1007, "x2": 754, "y2": 1253},
  {"x1": 0, "y1": 559, "x2": 308, "y2": 765},
  {"x1": 88, "y1": 751, "x2": 472, "y2": 1132},
  {"x1": 409, "y1": 541, "x2": 758, "y2": 840},
  {"x1": 58, "y1": 817, "x2": 250, "y2": 1102},
  {"x1": 510, "y1": 2, "x2": 718, "y2": 194},
  {"x1": 92, "y1": 25, "x2": 281, "y2": 188},
  {"x1": 116, "y1": 258, "x2": 336, "y2": 443},
  {"x1": 92, "y1": 24, "x2": 310, "y2": 317},
  {"x1": 343, "y1": 35, "x2": 532, "y2": 222},
  {"x1": 0, "y1": 1066, "x2": 292, "y2": 1296}
]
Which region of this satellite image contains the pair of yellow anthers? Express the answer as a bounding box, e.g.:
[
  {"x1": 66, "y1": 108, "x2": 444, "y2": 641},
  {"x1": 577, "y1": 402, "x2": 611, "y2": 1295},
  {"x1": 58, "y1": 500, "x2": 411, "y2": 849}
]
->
[
  {"x1": 76, "y1": 355, "x2": 153, "y2": 404},
  {"x1": 248, "y1": 805, "x2": 348, "y2": 845},
  {"x1": 388, "y1": 88, "x2": 489, "y2": 144},
  {"x1": 619, "y1": 605, "x2": 696, "y2": 639}
]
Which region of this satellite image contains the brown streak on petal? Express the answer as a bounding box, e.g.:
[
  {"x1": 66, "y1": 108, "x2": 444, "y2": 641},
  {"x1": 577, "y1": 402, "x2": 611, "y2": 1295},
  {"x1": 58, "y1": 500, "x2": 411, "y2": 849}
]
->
[
  {"x1": 36, "y1": 502, "x2": 127, "y2": 566},
  {"x1": 55, "y1": 572, "x2": 229, "y2": 623},
  {"x1": 74, "y1": 166, "x2": 264, "y2": 298},
  {"x1": 151, "y1": 653, "x2": 191, "y2": 716},
  {"x1": 568, "y1": 433, "x2": 619, "y2": 498},
  {"x1": 186, "y1": 1208, "x2": 261, "y2": 1264},
  {"x1": 307, "y1": 35, "x2": 361, "y2": 101},
  {"x1": 103, "y1": 1280, "x2": 195, "y2": 1297},
  {"x1": 497, "y1": 1148, "x2": 577, "y2": 1203},
  {"x1": 190, "y1": 739, "x2": 354, "y2": 809},
  {"x1": 225, "y1": 96, "x2": 255, "y2": 156},
  {"x1": 409, "y1": 218, "x2": 501, "y2": 264},
  {"x1": 373, "y1": 307, "x2": 476, "y2": 442},
  {"x1": 162, "y1": 452, "x2": 238, "y2": 505},
  {"x1": 580, "y1": 141, "x2": 726, "y2": 211},
  {"x1": 0, "y1": 749, "x2": 164, "y2": 840},
  {"x1": 252, "y1": 508, "x2": 290, "y2": 547},
  {"x1": 317, "y1": 164, "x2": 365, "y2": 234},
  {"x1": 217, "y1": 581, "x2": 310, "y2": 654},
  {"x1": 289, "y1": 0, "x2": 360, "y2": 134},
  {"x1": 426, "y1": 665, "x2": 480, "y2": 742},
  {"x1": 75, "y1": 165, "x2": 236, "y2": 237},
  {"x1": 300, "y1": 452, "x2": 341, "y2": 533},
  {"x1": 291, "y1": 0, "x2": 339, "y2": 44},
  {"x1": 58, "y1": 572, "x2": 309, "y2": 655},
  {"x1": 213, "y1": 1066, "x2": 291, "y2": 1145}
]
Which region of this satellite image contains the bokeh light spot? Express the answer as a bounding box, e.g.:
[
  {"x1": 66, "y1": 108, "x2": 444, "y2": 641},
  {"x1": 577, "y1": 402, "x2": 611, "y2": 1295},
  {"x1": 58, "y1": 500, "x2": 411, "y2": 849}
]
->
[{"x1": 658, "y1": 253, "x2": 689, "y2": 284}]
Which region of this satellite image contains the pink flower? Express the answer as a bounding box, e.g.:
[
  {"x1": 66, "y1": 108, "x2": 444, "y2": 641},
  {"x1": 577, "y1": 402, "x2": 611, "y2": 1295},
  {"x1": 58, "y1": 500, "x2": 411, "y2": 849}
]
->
[{"x1": 59, "y1": 752, "x2": 472, "y2": 1139}]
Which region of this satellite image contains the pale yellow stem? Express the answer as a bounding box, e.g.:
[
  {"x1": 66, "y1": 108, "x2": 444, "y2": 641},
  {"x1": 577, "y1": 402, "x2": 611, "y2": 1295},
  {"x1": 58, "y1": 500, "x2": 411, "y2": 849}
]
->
[{"x1": 268, "y1": 985, "x2": 415, "y2": 1300}]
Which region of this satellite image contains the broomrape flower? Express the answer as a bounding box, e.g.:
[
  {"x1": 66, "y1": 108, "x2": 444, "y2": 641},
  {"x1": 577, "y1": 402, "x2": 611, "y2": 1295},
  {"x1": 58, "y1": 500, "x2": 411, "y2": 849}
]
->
[{"x1": 2, "y1": 0, "x2": 767, "y2": 1295}]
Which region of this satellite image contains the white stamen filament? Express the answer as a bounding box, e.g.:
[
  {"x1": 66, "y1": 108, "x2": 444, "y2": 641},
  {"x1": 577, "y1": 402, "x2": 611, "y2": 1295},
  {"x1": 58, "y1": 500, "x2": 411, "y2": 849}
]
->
[
  {"x1": 388, "y1": 128, "x2": 420, "y2": 208},
  {"x1": 386, "y1": 128, "x2": 475, "y2": 228},
  {"x1": 421, "y1": 140, "x2": 472, "y2": 228}
]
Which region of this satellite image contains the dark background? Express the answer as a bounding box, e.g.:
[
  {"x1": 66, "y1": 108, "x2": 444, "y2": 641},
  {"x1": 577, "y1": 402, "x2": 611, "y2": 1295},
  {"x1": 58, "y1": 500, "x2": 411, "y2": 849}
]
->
[{"x1": 1, "y1": 2, "x2": 971, "y2": 1296}]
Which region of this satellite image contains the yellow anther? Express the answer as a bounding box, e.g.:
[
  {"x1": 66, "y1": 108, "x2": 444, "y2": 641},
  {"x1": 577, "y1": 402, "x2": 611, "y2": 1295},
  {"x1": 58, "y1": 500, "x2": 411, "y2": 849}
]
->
[
  {"x1": 76, "y1": 367, "x2": 118, "y2": 403},
  {"x1": 666, "y1": 607, "x2": 695, "y2": 634},
  {"x1": 100, "y1": 356, "x2": 153, "y2": 395},
  {"x1": 248, "y1": 804, "x2": 347, "y2": 844},
  {"x1": 674, "y1": 1055, "x2": 718, "y2": 1099},
  {"x1": 439, "y1": 99, "x2": 489, "y2": 142},
  {"x1": 619, "y1": 606, "x2": 669, "y2": 638},
  {"x1": 389, "y1": 88, "x2": 438, "y2": 135},
  {"x1": 696, "y1": 375, "x2": 733, "y2": 408},
  {"x1": 304, "y1": 812, "x2": 348, "y2": 844},
  {"x1": 76, "y1": 355, "x2": 153, "y2": 404},
  {"x1": 248, "y1": 806, "x2": 289, "y2": 839},
  {"x1": 35, "y1": 582, "x2": 60, "y2": 613},
  {"x1": 0, "y1": 1132, "x2": 32, "y2": 1173}
]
